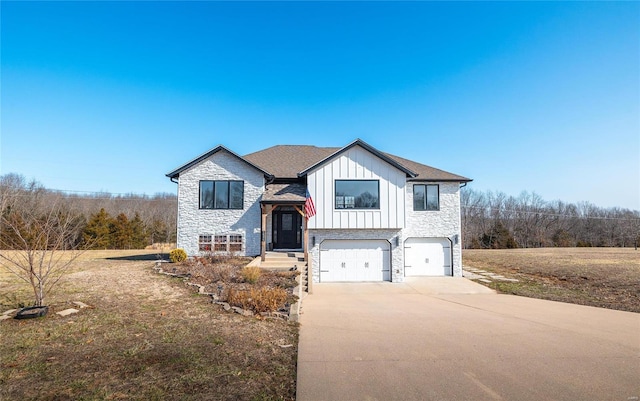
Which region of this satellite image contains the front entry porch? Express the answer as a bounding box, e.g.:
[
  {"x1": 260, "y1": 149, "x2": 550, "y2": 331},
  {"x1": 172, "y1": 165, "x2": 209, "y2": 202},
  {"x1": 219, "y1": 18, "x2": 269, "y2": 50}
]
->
[
  {"x1": 271, "y1": 209, "x2": 303, "y2": 250},
  {"x1": 260, "y1": 182, "x2": 310, "y2": 263},
  {"x1": 260, "y1": 203, "x2": 308, "y2": 262}
]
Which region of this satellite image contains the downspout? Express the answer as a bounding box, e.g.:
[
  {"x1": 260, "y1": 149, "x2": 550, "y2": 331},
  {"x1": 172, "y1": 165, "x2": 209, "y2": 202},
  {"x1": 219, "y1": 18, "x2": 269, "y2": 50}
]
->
[
  {"x1": 447, "y1": 237, "x2": 455, "y2": 276},
  {"x1": 170, "y1": 175, "x2": 178, "y2": 250},
  {"x1": 260, "y1": 174, "x2": 274, "y2": 261},
  {"x1": 458, "y1": 181, "x2": 467, "y2": 269}
]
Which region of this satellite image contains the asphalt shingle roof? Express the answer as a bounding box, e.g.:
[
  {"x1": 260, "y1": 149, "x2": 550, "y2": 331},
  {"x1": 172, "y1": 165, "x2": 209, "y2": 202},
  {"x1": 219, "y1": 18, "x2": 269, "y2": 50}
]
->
[
  {"x1": 262, "y1": 183, "x2": 306, "y2": 203},
  {"x1": 168, "y1": 141, "x2": 471, "y2": 183},
  {"x1": 243, "y1": 145, "x2": 339, "y2": 178},
  {"x1": 243, "y1": 144, "x2": 471, "y2": 182}
]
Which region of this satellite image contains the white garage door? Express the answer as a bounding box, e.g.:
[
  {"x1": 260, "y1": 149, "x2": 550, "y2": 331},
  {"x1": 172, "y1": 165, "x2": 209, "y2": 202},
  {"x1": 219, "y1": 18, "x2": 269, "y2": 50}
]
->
[
  {"x1": 320, "y1": 240, "x2": 391, "y2": 282},
  {"x1": 404, "y1": 238, "x2": 452, "y2": 276}
]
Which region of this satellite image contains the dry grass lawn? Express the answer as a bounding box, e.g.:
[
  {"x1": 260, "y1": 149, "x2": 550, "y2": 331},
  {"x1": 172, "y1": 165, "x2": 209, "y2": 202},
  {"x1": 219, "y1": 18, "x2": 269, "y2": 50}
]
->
[
  {"x1": 463, "y1": 247, "x2": 640, "y2": 313},
  {"x1": 0, "y1": 250, "x2": 297, "y2": 401}
]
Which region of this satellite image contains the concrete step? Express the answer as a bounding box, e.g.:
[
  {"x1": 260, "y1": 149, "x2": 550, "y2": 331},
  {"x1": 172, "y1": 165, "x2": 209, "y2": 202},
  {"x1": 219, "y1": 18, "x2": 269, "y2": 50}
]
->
[
  {"x1": 262, "y1": 266, "x2": 301, "y2": 272},
  {"x1": 266, "y1": 251, "x2": 304, "y2": 258},
  {"x1": 262, "y1": 259, "x2": 305, "y2": 265},
  {"x1": 260, "y1": 262, "x2": 305, "y2": 270}
]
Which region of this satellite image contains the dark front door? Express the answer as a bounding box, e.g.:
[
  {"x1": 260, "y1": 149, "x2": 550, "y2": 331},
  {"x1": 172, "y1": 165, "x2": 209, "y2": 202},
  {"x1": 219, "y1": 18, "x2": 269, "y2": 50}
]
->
[{"x1": 273, "y1": 210, "x2": 302, "y2": 249}]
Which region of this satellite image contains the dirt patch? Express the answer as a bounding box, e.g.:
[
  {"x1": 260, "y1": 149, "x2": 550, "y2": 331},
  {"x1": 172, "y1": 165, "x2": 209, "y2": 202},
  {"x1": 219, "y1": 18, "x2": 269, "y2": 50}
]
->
[
  {"x1": 463, "y1": 247, "x2": 640, "y2": 313},
  {"x1": 0, "y1": 251, "x2": 297, "y2": 401}
]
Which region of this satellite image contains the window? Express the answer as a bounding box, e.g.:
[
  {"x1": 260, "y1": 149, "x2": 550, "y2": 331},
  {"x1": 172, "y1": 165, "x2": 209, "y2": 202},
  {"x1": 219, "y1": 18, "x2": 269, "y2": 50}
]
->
[
  {"x1": 335, "y1": 180, "x2": 379, "y2": 209},
  {"x1": 207, "y1": 234, "x2": 243, "y2": 253},
  {"x1": 199, "y1": 181, "x2": 243, "y2": 209},
  {"x1": 198, "y1": 235, "x2": 212, "y2": 251},
  {"x1": 413, "y1": 184, "x2": 439, "y2": 211},
  {"x1": 229, "y1": 235, "x2": 243, "y2": 252}
]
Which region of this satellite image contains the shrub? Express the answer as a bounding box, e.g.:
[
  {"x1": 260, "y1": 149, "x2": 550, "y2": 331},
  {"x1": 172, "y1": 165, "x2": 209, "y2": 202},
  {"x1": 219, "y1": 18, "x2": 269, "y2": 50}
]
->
[
  {"x1": 241, "y1": 266, "x2": 262, "y2": 284},
  {"x1": 211, "y1": 265, "x2": 237, "y2": 283},
  {"x1": 227, "y1": 287, "x2": 288, "y2": 313},
  {"x1": 210, "y1": 254, "x2": 253, "y2": 268},
  {"x1": 479, "y1": 222, "x2": 519, "y2": 249},
  {"x1": 169, "y1": 248, "x2": 187, "y2": 263}
]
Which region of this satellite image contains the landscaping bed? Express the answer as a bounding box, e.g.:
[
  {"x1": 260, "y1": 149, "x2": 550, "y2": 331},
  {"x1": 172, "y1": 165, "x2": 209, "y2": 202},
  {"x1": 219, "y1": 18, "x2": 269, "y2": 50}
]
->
[{"x1": 163, "y1": 255, "x2": 300, "y2": 318}]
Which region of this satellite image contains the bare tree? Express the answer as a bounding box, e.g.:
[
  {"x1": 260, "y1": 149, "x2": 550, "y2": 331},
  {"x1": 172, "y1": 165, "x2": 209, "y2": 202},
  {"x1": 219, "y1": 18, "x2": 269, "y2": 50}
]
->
[
  {"x1": 461, "y1": 186, "x2": 639, "y2": 249},
  {"x1": 0, "y1": 180, "x2": 88, "y2": 307}
]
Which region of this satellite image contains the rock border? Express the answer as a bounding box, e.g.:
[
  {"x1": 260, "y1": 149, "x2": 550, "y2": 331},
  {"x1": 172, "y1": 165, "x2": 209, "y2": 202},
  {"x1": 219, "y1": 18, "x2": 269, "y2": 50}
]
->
[{"x1": 153, "y1": 261, "x2": 301, "y2": 321}]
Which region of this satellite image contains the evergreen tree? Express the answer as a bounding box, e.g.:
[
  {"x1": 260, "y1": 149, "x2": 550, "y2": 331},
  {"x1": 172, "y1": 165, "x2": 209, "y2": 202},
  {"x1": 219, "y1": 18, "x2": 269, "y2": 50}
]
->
[
  {"x1": 480, "y1": 222, "x2": 519, "y2": 249},
  {"x1": 83, "y1": 208, "x2": 112, "y2": 249},
  {"x1": 130, "y1": 213, "x2": 148, "y2": 249},
  {"x1": 552, "y1": 229, "x2": 574, "y2": 247},
  {"x1": 149, "y1": 219, "x2": 168, "y2": 244},
  {"x1": 111, "y1": 213, "x2": 132, "y2": 249}
]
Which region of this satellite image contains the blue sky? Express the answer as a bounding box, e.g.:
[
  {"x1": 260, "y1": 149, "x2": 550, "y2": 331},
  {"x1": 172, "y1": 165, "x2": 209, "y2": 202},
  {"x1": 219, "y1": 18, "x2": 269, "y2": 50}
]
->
[{"x1": 1, "y1": 1, "x2": 638, "y2": 209}]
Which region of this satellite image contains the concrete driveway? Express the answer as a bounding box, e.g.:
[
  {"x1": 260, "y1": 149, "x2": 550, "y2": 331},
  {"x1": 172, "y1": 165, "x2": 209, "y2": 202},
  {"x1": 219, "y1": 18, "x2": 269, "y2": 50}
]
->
[{"x1": 296, "y1": 278, "x2": 640, "y2": 401}]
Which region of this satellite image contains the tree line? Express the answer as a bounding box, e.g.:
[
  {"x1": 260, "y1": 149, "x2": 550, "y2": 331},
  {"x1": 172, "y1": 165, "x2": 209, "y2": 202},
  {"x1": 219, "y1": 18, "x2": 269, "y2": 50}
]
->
[
  {"x1": 2, "y1": 173, "x2": 639, "y2": 251},
  {"x1": 461, "y1": 188, "x2": 640, "y2": 249},
  {"x1": 0, "y1": 173, "x2": 176, "y2": 251}
]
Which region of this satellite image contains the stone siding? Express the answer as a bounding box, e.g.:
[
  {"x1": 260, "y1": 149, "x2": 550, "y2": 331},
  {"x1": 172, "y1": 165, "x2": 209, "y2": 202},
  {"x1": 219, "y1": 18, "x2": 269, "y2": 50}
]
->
[
  {"x1": 402, "y1": 182, "x2": 463, "y2": 276},
  {"x1": 176, "y1": 150, "x2": 264, "y2": 256}
]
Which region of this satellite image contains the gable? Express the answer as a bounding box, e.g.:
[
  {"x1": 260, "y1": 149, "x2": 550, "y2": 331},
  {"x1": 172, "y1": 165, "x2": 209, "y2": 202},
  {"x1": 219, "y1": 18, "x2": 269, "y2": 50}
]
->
[
  {"x1": 298, "y1": 139, "x2": 417, "y2": 178},
  {"x1": 306, "y1": 145, "x2": 407, "y2": 229},
  {"x1": 168, "y1": 140, "x2": 472, "y2": 183},
  {"x1": 241, "y1": 140, "x2": 471, "y2": 182},
  {"x1": 166, "y1": 145, "x2": 272, "y2": 180}
]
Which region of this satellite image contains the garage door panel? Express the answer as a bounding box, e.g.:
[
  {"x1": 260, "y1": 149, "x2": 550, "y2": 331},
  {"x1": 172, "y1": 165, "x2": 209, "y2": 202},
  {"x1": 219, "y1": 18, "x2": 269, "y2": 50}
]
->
[
  {"x1": 320, "y1": 240, "x2": 391, "y2": 282},
  {"x1": 404, "y1": 238, "x2": 452, "y2": 276}
]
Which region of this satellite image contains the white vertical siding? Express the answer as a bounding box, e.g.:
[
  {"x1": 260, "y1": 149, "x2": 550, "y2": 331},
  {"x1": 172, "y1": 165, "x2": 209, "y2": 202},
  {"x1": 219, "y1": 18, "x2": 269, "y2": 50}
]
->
[{"x1": 307, "y1": 146, "x2": 406, "y2": 229}]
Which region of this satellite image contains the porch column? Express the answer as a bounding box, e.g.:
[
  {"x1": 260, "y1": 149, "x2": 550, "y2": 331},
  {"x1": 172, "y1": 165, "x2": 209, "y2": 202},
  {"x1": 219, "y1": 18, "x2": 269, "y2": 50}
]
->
[
  {"x1": 261, "y1": 204, "x2": 267, "y2": 262},
  {"x1": 304, "y1": 216, "x2": 313, "y2": 294},
  {"x1": 303, "y1": 215, "x2": 308, "y2": 262}
]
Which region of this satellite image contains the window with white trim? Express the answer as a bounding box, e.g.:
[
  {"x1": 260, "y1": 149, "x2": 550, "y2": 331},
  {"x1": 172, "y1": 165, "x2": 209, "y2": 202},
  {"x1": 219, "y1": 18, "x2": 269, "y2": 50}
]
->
[
  {"x1": 229, "y1": 235, "x2": 243, "y2": 252},
  {"x1": 211, "y1": 234, "x2": 244, "y2": 253},
  {"x1": 198, "y1": 235, "x2": 213, "y2": 251}
]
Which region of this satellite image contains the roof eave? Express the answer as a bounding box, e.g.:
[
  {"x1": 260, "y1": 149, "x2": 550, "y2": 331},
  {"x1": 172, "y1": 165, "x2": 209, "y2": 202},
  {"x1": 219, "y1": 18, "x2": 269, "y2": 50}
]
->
[
  {"x1": 408, "y1": 178, "x2": 473, "y2": 183},
  {"x1": 260, "y1": 200, "x2": 305, "y2": 204}
]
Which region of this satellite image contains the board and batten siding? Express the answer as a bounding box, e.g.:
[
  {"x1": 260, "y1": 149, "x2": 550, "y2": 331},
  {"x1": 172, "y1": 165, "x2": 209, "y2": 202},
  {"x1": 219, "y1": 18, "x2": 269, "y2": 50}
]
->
[
  {"x1": 306, "y1": 146, "x2": 406, "y2": 229},
  {"x1": 176, "y1": 150, "x2": 264, "y2": 256}
]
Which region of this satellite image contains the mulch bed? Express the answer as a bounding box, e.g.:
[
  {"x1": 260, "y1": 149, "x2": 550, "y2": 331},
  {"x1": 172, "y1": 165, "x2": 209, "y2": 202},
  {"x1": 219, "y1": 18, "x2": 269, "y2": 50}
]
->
[{"x1": 165, "y1": 255, "x2": 300, "y2": 316}]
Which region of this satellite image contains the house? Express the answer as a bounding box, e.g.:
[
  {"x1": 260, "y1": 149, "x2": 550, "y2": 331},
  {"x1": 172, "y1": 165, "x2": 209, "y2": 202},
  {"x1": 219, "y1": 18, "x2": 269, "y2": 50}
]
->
[{"x1": 166, "y1": 139, "x2": 471, "y2": 282}]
